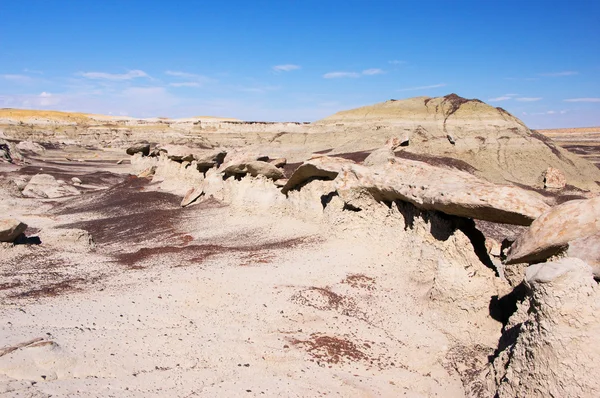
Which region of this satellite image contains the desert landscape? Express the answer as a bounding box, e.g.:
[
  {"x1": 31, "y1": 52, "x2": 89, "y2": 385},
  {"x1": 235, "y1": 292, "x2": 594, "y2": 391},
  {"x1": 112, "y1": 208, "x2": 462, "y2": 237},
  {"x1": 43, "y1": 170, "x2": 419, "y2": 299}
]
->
[{"x1": 1, "y1": 94, "x2": 599, "y2": 397}]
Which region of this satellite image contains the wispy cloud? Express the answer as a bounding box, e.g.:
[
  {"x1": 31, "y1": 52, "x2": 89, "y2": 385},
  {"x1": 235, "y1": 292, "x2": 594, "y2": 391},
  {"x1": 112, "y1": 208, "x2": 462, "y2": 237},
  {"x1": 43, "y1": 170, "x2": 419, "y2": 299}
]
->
[
  {"x1": 237, "y1": 85, "x2": 281, "y2": 93},
  {"x1": 488, "y1": 93, "x2": 520, "y2": 102},
  {"x1": 362, "y1": 68, "x2": 384, "y2": 75},
  {"x1": 23, "y1": 68, "x2": 43, "y2": 75},
  {"x1": 540, "y1": 71, "x2": 578, "y2": 77},
  {"x1": 564, "y1": 97, "x2": 600, "y2": 103},
  {"x1": 169, "y1": 82, "x2": 201, "y2": 87},
  {"x1": 488, "y1": 96, "x2": 512, "y2": 102},
  {"x1": 1, "y1": 74, "x2": 33, "y2": 83},
  {"x1": 388, "y1": 60, "x2": 406, "y2": 65},
  {"x1": 398, "y1": 83, "x2": 446, "y2": 91},
  {"x1": 165, "y1": 70, "x2": 214, "y2": 87},
  {"x1": 272, "y1": 64, "x2": 301, "y2": 72},
  {"x1": 80, "y1": 69, "x2": 149, "y2": 81},
  {"x1": 515, "y1": 97, "x2": 542, "y2": 102},
  {"x1": 323, "y1": 71, "x2": 360, "y2": 79}
]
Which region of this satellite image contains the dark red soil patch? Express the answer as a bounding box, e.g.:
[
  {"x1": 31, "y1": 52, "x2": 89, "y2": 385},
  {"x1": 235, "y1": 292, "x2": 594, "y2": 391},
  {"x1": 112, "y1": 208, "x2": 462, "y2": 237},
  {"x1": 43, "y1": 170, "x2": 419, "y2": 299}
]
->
[
  {"x1": 9, "y1": 278, "x2": 84, "y2": 299},
  {"x1": 0, "y1": 282, "x2": 22, "y2": 291},
  {"x1": 114, "y1": 237, "x2": 313, "y2": 268},
  {"x1": 334, "y1": 151, "x2": 371, "y2": 163},
  {"x1": 394, "y1": 151, "x2": 478, "y2": 173},
  {"x1": 283, "y1": 162, "x2": 303, "y2": 178},
  {"x1": 292, "y1": 334, "x2": 369, "y2": 364},
  {"x1": 314, "y1": 148, "x2": 333, "y2": 155},
  {"x1": 342, "y1": 274, "x2": 376, "y2": 290}
]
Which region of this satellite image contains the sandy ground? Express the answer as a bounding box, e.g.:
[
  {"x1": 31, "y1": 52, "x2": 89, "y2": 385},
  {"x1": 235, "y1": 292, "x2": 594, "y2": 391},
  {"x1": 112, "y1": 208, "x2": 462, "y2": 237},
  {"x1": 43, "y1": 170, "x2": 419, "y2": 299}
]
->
[{"x1": 1, "y1": 150, "x2": 498, "y2": 397}]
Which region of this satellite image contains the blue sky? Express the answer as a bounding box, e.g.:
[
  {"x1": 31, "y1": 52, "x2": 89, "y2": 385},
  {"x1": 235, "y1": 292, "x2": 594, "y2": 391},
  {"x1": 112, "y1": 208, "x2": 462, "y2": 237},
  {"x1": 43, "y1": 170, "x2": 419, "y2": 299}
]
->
[{"x1": 1, "y1": 0, "x2": 599, "y2": 127}]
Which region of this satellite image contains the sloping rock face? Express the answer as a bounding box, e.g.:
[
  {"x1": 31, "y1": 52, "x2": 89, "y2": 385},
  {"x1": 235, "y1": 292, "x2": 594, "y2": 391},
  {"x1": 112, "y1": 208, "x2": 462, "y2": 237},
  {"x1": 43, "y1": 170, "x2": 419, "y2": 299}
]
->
[
  {"x1": 333, "y1": 158, "x2": 550, "y2": 225},
  {"x1": 506, "y1": 197, "x2": 600, "y2": 264},
  {"x1": 493, "y1": 258, "x2": 600, "y2": 398},
  {"x1": 316, "y1": 95, "x2": 600, "y2": 192},
  {"x1": 281, "y1": 156, "x2": 356, "y2": 194}
]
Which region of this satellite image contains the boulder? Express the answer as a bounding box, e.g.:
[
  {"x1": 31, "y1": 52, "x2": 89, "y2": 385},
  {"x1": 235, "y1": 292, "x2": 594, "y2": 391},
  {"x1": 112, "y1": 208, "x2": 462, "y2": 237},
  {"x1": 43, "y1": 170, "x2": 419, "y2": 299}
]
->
[
  {"x1": 160, "y1": 145, "x2": 197, "y2": 162},
  {"x1": 363, "y1": 148, "x2": 395, "y2": 166},
  {"x1": 16, "y1": 141, "x2": 45, "y2": 155},
  {"x1": 505, "y1": 197, "x2": 600, "y2": 264},
  {"x1": 0, "y1": 219, "x2": 27, "y2": 242},
  {"x1": 126, "y1": 143, "x2": 150, "y2": 156},
  {"x1": 542, "y1": 166, "x2": 566, "y2": 190},
  {"x1": 270, "y1": 158, "x2": 287, "y2": 168},
  {"x1": 334, "y1": 158, "x2": 550, "y2": 225},
  {"x1": 39, "y1": 228, "x2": 95, "y2": 252},
  {"x1": 222, "y1": 160, "x2": 284, "y2": 180},
  {"x1": 281, "y1": 156, "x2": 357, "y2": 194},
  {"x1": 493, "y1": 257, "x2": 600, "y2": 398},
  {"x1": 22, "y1": 174, "x2": 81, "y2": 198},
  {"x1": 567, "y1": 233, "x2": 600, "y2": 277},
  {"x1": 181, "y1": 187, "x2": 204, "y2": 207},
  {"x1": 71, "y1": 177, "x2": 82, "y2": 185},
  {"x1": 137, "y1": 166, "x2": 156, "y2": 178},
  {"x1": 196, "y1": 150, "x2": 227, "y2": 173}
]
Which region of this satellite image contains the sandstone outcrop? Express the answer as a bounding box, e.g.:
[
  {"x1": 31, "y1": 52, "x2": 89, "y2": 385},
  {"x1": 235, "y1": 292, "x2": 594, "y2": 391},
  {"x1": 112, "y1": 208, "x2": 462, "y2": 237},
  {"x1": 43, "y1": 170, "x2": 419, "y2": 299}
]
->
[
  {"x1": 493, "y1": 257, "x2": 600, "y2": 397},
  {"x1": 22, "y1": 174, "x2": 80, "y2": 198},
  {"x1": 567, "y1": 233, "x2": 600, "y2": 277},
  {"x1": 0, "y1": 219, "x2": 27, "y2": 242},
  {"x1": 334, "y1": 158, "x2": 550, "y2": 225},
  {"x1": 281, "y1": 156, "x2": 357, "y2": 194},
  {"x1": 222, "y1": 160, "x2": 284, "y2": 180},
  {"x1": 505, "y1": 197, "x2": 600, "y2": 264},
  {"x1": 126, "y1": 143, "x2": 150, "y2": 156}
]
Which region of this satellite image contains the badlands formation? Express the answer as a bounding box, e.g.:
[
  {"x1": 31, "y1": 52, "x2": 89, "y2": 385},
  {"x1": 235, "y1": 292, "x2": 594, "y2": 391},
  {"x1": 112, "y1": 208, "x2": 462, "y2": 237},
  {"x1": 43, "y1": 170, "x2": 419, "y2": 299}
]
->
[{"x1": 0, "y1": 94, "x2": 599, "y2": 397}]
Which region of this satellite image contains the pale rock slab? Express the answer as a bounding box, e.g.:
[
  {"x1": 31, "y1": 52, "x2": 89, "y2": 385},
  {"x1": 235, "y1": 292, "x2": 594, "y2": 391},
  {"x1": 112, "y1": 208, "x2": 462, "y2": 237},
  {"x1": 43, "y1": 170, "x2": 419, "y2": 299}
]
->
[
  {"x1": 334, "y1": 159, "x2": 550, "y2": 225},
  {"x1": 22, "y1": 174, "x2": 80, "y2": 198},
  {"x1": 281, "y1": 156, "x2": 357, "y2": 194},
  {"x1": 506, "y1": 196, "x2": 600, "y2": 264}
]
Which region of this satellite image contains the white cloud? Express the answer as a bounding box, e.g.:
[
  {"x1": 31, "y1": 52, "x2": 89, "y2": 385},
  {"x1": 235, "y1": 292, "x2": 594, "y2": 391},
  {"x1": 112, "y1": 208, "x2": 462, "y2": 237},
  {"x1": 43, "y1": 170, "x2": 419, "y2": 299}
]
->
[
  {"x1": 564, "y1": 98, "x2": 600, "y2": 103},
  {"x1": 1, "y1": 74, "x2": 33, "y2": 83},
  {"x1": 272, "y1": 64, "x2": 301, "y2": 72},
  {"x1": 165, "y1": 70, "x2": 214, "y2": 86},
  {"x1": 547, "y1": 110, "x2": 556, "y2": 114},
  {"x1": 540, "y1": 71, "x2": 578, "y2": 77},
  {"x1": 169, "y1": 82, "x2": 201, "y2": 88},
  {"x1": 362, "y1": 68, "x2": 384, "y2": 75},
  {"x1": 398, "y1": 83, "x2": 446, "y2": 91},
  {"x1": 488, "y1": 96, "x2": 512, "y2": 102},
  {"x1": 388, "y1": 60, "x2": 406, "y2": 65},
  {"x1": 323, "y1": 71, "x2": 361, "y2": 79},
  {"x1": 237, "y1": 85, "x2": 281, "y2": 93},
  {"x1": 515, "y1": 97, "x2": 542, "y2": 102},
  {"x1": 80, "y1": 69, "x2": 149, "y2": 81}
]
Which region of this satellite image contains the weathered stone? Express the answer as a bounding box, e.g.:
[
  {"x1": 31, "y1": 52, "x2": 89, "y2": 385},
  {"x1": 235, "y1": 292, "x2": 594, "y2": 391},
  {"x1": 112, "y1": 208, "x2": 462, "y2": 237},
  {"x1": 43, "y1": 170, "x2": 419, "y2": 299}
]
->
[
  {"x1": 505, "y1": 197, "x2": 600, "y2": 264},
  {"x1": 181, "y1": 187, "x2": 204, "y2": 207},
  {"x1": 334, "y1": 158, "x2": 550, "y2": 225},
  {"x1": 126, "y1": 143, "x2": 150, "y2": 156},
  {"x1": 223, "y1": 161, "x2": 284, "y2": 180},
  {"x1": 494, "y1": 257, "x2": 600, "y2": 398},
  {"x1": 16, "y1": 141, "x2": 45, "y2": 155},
  {"x1": 196, "y1": 150, "x2": 227, "y2": 173},
  {"x1": 0, "y1": 219, "x2": 27, "y2": 242},
  {"x1": 71, "y1": 177, "x2": 82, "y2": 185},
  {"x1": 542, "y1": 166, "x2": 566, "y2": 190},
  {"x1": 281, "y1": 156, "x2": 357, "y2": 194},
  {"x1": 362, "y1": 148, "x2": 394, "y2": 166},
  {"x1": 137, "y1": 166, "x2": 156, "y2": 178},
  {"x1": 566, "y1": 233, "x2": 600, "y2": 277},
  {"x1": 22, "y1": 174, "x2": 80, "y2": 198},
  {"x1": 270, "y1": 158, "x2": 287, "y2": 168}
]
